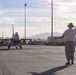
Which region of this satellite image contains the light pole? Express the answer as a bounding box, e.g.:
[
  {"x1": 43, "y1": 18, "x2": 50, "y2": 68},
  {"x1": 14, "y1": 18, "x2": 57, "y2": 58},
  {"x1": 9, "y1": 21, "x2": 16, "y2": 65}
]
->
[
  {"x1": 51, "y1": 0, "x2": 53, "y2": 43},
  {"x1": 24, "y1": 3, "x2": 27, "y2": 42}
]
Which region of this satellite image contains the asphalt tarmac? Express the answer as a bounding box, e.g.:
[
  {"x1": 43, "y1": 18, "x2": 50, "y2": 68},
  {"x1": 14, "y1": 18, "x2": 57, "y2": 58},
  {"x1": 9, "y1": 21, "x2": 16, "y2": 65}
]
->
[{"x1": 0, "y1": 45, "x2": 76, "y2": 75}]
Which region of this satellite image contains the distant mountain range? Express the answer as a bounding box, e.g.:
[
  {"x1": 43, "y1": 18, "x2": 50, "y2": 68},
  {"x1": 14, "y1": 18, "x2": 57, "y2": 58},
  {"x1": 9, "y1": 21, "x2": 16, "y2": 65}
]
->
[{"x1": 29, "y1": 32, "x2": 62, "y2": 39}]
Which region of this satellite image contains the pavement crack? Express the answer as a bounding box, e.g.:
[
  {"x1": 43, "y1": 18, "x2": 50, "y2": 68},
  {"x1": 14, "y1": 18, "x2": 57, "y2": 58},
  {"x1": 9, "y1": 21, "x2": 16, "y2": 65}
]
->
[{"x1": 0, "y1": 58, "x2": 13, "y2": 75}]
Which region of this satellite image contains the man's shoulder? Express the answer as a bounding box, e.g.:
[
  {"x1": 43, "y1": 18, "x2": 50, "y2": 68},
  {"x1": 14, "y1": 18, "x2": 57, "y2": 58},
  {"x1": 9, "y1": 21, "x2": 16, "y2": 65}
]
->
[
  {"x1": 63, "y1": 29, "x2": 71, "y2": 34},
  {"x1": 65, "y1": 29, "x2": 75, "y2": 31},
  {"x1": 64, "y1": 29, "x2": 68, "y2": 32}
]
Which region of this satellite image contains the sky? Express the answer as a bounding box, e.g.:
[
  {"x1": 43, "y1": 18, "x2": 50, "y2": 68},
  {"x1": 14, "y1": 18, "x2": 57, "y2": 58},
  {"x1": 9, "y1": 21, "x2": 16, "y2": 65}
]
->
[{"x1": 0, "y1": 0, "x2": 76, "y2": 38}]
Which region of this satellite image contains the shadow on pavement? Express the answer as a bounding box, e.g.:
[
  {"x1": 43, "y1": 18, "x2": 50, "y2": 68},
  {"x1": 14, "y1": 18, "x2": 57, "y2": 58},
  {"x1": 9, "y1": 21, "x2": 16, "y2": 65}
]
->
[
  {"x1": 0, "y1": 47, "x2": 21, "y2": 51},
  {"x1": 29, "y1": 65, "x2": 69, "y2": 75},
  {"x1": 0, "y1": 48, "x2": 8, "y2": 51}
]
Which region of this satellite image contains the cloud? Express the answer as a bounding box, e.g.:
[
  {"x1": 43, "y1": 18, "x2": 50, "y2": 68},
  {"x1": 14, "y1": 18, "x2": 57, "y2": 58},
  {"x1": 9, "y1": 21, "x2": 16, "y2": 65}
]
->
[
  {"x1": 0, "y1": 0, "x2": 52, "y2": 38},
  {"x1": 53, "y1": 0, "x2": 76, "y2": 26},
  {"x1": 47, "y1": 0, "x2": 51, "y2": 3},
  {"x1": 1, "y1": 17, "x2": 15, "y2": 24},
  {"x1": 1, "y1": 0, "x2": 76, "y2": 38},
  {"x1": 0, "y1": 8, "x2": 24, "y2": 27},
  {"x1": 26, "y1": 25, "x2": 51, "y2": 37},
  {"x1": 0, "y1": 25, "x2": 51, "y2": 38}
]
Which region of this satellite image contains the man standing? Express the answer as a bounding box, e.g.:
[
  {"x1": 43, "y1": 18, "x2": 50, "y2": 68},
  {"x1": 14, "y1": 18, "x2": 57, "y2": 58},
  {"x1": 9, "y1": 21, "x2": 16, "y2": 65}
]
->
[{"x1": 55, "y1": 23, "x2": 76, "y2": 65}]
